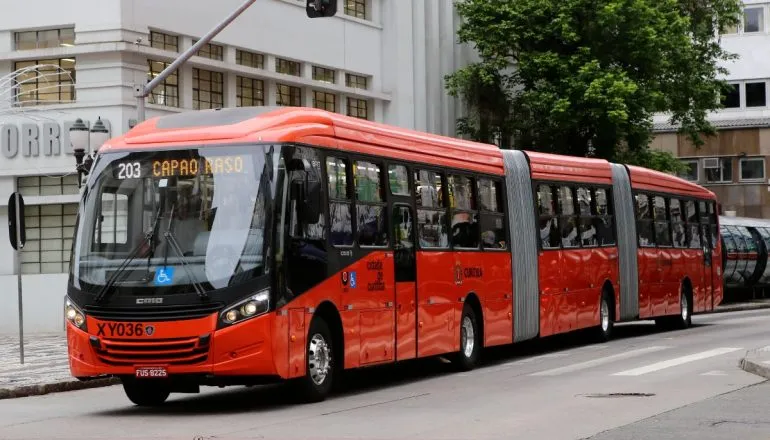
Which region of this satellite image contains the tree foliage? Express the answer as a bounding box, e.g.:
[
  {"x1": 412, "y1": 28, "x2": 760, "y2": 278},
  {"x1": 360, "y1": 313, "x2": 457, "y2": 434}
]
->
[{"x1": 445, "y1": 0, "x2": 741, "y2": 171}]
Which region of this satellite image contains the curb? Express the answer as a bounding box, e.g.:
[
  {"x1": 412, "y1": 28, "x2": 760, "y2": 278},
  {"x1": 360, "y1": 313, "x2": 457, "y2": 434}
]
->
[
  {"x1": 739, "y1": 345, "x2": 770, "y2": 381},
  {"x1": 713, "y1": 302, "x2": 770, "y2": 314},
  {"x1": 0, "y1": 376, "x2": 120, "y2": 400}
]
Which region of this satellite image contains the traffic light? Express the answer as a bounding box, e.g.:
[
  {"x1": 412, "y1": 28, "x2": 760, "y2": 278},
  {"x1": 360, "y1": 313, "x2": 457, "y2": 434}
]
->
[{"x1": 306, "y1": 0, "x2": 337, "y2": 17}]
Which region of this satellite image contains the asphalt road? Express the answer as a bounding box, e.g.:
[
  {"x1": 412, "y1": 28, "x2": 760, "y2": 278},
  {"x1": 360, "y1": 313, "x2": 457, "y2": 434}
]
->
[{"x1": 2, "y1": 309, "x2": 770, "y2": 440}]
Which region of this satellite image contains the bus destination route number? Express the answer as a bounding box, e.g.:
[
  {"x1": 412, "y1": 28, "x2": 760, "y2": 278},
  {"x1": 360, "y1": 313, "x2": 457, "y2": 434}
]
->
[{"x1": 135, "y1": 366, "x2": 168, "y2": 379}]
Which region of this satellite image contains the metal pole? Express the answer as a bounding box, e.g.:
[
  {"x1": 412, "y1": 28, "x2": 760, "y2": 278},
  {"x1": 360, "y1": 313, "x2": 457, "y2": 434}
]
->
[
  {"x1": 15, "y1": 194, "x2": 24, "y2": 364},
  {"x1": 134, "y1": 0, "x2": 258, "y2": 123}
]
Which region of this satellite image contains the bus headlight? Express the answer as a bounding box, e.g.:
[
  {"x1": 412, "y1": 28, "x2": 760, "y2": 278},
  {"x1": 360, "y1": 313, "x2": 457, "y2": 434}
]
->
[
  {"x1": 220, "y1": 290, "x2": 270, "y2": 326},
  {"x1": 64, "y1": 296, "x2": 86, "y2": 329}
]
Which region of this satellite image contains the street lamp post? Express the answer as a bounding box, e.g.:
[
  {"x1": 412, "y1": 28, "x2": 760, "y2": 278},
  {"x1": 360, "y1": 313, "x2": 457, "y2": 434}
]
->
[{"x1": 70, "y1": 117, "x2": 111, "y2": 187}]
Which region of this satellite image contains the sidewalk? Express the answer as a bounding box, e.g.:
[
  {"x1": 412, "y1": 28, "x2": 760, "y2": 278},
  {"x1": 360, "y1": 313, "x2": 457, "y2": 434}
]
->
[
  {"x1": 0, "y1": 334, "x2": 118, "y2": 399},
  {"x1": 2, "y1": 298, "x2": 770, "y2": 400}
]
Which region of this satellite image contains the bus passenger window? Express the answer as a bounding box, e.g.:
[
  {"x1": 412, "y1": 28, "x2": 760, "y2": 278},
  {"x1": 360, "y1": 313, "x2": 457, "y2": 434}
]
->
[
  {"x1": 537, "y1": 184, "x2": 560, "y2": 249},
  {"x1": 669, "y1": 199, "x2": 686, "y2": 248},
  {"x1": 636, "y1": 193, "x2": 654, "y2": 247},
  {"x1": 559, "y1": 186, "x2": 579, "y2": 248},
  {"x1": 354, "y1": 161, "x2": 387, "y2": 247},
  {"x1": 327, "y1": 156, "x2": 353, "y2": 246},
  {"x1": 388, "y1": 165, "x2": 409, "y2": 196},
  {"x1": 448, "y1": 175, "x2": 478, "y2": 249},
  {"x1": 415, "y1": 169, "x2": 448, "y2": 249},
  {"x1": 653, "y1": 196, "x2": 671, "y2": 246},
  {"x1": 685, "y1": 200, "x2": 701, "y2": 249},
  {"x1": 592, "y1": 188, "x2": 615, "y2": 246},
  {"x1": 577, "y1": 187, "x2": 597, "y2": 247},
  {"x1": 478, "y1": 178, "x2": 506, "y2": 249},
  {"x1": 415, "y1": 170, "x2": 444, "y2": 209},
  {"x1": 417, "y1": 209, "x2": 448, "y2": 248}
]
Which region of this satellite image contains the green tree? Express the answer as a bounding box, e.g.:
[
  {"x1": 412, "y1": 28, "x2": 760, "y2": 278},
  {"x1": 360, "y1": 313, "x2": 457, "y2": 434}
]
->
[{"x1": 445, "y1": 0, "x2": 741, "y2": 171}]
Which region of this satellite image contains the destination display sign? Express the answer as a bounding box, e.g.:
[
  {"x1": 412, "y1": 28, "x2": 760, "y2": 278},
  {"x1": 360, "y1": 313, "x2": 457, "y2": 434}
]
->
[{"x1": 111, "y1": 155, "x2": 246, "y2": 179}]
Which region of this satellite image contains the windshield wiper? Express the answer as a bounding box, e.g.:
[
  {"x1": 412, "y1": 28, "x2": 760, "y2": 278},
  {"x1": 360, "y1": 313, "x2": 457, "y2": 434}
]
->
[
  {"x1": 163, "y1": 204, "x2": 209, "y2": 300},
  {"x1": 94, "y1": 206, "x2": 163, "y2": 303}
]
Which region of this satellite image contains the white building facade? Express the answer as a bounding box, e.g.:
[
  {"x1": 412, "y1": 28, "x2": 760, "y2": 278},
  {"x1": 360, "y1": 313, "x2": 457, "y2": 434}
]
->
[
  {"x1": 652, "y1": 0, "x2": 770, "y2": 217},
  {"x1": 0, "y1": 0, "x2": 474, "y2": 335}
]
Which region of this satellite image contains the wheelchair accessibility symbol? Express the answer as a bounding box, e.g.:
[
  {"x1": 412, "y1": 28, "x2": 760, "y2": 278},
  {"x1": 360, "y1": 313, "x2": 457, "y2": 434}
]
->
[{"x1": 154, "y1": 266, "x2": 175, "y2": 286}]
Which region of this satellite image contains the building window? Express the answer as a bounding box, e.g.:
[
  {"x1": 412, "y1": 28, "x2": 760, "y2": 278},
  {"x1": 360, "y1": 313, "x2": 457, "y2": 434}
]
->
[
  {"x1": 313, "y1": 66, "x2": 336, "y2": 83},
  {"x1": 344, "y1": 0, "x2": 367, "y2": 19},
  {"x1": 147, "y1": 60, "x2": 179, "y2": 107},
  {"x1": 236, "y1": 49, "x2": 264, "y2": 69},
  {"x1": 744, "y1": 7, "x2": 764, "y2": 33},
  {"x1": 193, "y1": 40, "x2": 224, "y2": 61},
  {"x1": 703, "y1": 157, "x2": 732, "y2": 183},
  {"x1": 236, "y1": 76, "x2": 264, "y2": 107},
  {"x1": 276, "y1": 58, "x2": 301, "y2": 76},
  {"x1": 14, "y1": 28, "x2": 74, "y2": 50},
  {"x1": 746, "y1": 82, "x2": 767, "y2": 107},
  {"x1": 678, "y1": 160, "x2": 698, "y2": 182},
  {"x1": 19, "y1": 203, "x2": 78, "y2": 274},
  {"x1": 17, "y1": 175, "x2": 80, "y2": 197},
  {"x1": 346, "y1": 73, "x2": 368, "y2": 90},
  {"x1": 347, "y1": 97, "x2": 368, "y2": 119},
  {"x1": 313, "y1": 91, "x2": 336, "y2": 111},
  {"x1": 739, "y1": 157, "x2": 765, "y2": 181},
  {"x1": 721, "y1": 83, "x2": 740, "y2": 108},
  {"x1": 149, "y1": 31, "x2": 178, "y2": 52},
  {"x1": 13, "y1": 59, "x2": 76, "y2": 106},
  {"x1": 192, "y1": 68, "x2": 224, "y2": 110},
  {"x1": 276, "y1": 83, "x2": 301, "y2": 106}
]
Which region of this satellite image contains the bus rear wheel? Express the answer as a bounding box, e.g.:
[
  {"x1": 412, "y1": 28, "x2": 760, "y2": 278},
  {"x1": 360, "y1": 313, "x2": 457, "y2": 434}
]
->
[
  {"x1": 596, "y1": 290, "x2": 614, "y2": 342},
  {"x1": 453, "y1": 304, "x2": 481, "y2": 371},
  {"x1": 673, "y1": 287, "x2": 692, "y2": 329},
  {"x1": 122, "y1": 378, "x2": 170, "y2": 406},
  {"x1": 297, "y1": 317, "x2": 335, "y2": 403}
]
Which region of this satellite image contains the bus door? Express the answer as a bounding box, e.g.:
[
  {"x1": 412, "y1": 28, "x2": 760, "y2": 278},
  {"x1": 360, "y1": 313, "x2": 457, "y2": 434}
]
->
[{"x1": 392, "y1": 203, "x2": 418, "y2": 361}]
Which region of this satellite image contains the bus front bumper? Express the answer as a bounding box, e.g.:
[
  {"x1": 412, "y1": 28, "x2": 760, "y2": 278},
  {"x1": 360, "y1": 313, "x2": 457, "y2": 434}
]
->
[{"x1": 66, "y1": 312, "x2": 282, "y2": 381}]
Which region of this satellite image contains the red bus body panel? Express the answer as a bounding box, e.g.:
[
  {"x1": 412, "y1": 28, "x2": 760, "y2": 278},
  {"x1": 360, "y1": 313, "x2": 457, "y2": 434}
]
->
[{"x1": 67, "y1": 107, "x2": 723, "y2": 385}]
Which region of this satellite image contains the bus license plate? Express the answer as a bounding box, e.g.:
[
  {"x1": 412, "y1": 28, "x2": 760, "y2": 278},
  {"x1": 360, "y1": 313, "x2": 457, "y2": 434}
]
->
[{"x1": 135, "y1": 366, "x2": 167, "y2": 378}]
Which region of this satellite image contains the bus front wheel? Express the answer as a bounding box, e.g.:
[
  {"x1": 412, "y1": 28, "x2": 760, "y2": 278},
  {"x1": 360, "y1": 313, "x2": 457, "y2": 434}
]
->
[
  {"x1": 122, "y1": 378, "x2": 170, "y2": 406},
  {"x1": 297, "y1": 317, "x2": 335, "y2": 403}
]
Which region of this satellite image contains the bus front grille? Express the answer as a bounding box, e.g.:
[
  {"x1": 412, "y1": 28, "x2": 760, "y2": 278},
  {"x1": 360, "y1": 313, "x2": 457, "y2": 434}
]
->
[
  {"x1": 92, "y1": 335, "x2": 210, "y2": 366},
  {"x1": 84, "y1": 302, "x2": 224, "y2": 322}
]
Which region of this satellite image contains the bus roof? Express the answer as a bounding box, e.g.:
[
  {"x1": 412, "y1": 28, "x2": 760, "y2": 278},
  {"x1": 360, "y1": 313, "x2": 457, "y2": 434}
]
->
[
  {"x1": 100, "y1": 107, "x2": 714, "y2": 198},
  {"x1": 625, "y1": 164, "x2": 716, "y2": 200},
  {"x1": 102, "y1": 106, "x2": 507, "y2": 175},
  {"x1": 523, "y1": 150, "x2": 613, "y2": 185}
]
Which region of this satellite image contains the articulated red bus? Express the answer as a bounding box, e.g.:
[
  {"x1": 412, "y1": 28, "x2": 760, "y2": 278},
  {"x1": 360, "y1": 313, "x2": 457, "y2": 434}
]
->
[{"x1": 65, "y1": 107, "x2": 722, "y2": 406}]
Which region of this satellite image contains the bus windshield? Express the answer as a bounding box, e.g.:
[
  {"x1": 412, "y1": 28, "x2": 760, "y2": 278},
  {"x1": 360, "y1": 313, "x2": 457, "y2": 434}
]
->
[{"x1": 70, "y1": 144, "x2": 281, "y2": 298}]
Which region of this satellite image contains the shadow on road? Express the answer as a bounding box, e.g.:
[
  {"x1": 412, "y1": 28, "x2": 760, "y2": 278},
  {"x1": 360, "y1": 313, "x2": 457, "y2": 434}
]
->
[{"x1": 93, "y1": 320, "x2": 711, "y2": 416}]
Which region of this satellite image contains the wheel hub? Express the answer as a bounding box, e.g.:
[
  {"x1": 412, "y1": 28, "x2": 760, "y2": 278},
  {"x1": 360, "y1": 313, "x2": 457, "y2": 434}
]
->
[
  {"x1": 601, "y1": 299, "x2": 609, "y2": 331},
  {"x1": 308, "y1": 333, "x2": 331, "y2": 385},
  {"x1": 461, "y1": 316, "x2": 475, "y2": 358}
]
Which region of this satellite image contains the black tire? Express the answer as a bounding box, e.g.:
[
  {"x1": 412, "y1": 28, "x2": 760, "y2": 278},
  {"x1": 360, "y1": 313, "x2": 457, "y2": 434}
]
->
[
  {"x1": 122, "y1": 379, "x2": 170, "y2": 406},
  {"x1": 454, "y1": 304, "x2": 481, "y2": 371},
  {"x1": 596, "y1": 289, "x2": 614, "y2": 342},
  {"x1": 297, "y1": 317, "x2": 335, "y2": 403}
]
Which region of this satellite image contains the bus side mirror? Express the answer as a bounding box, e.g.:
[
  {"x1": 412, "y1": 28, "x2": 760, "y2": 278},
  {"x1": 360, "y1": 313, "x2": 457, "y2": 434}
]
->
[{"x1": 306, "y1": 0, "x2": 337, "y2": 17}]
